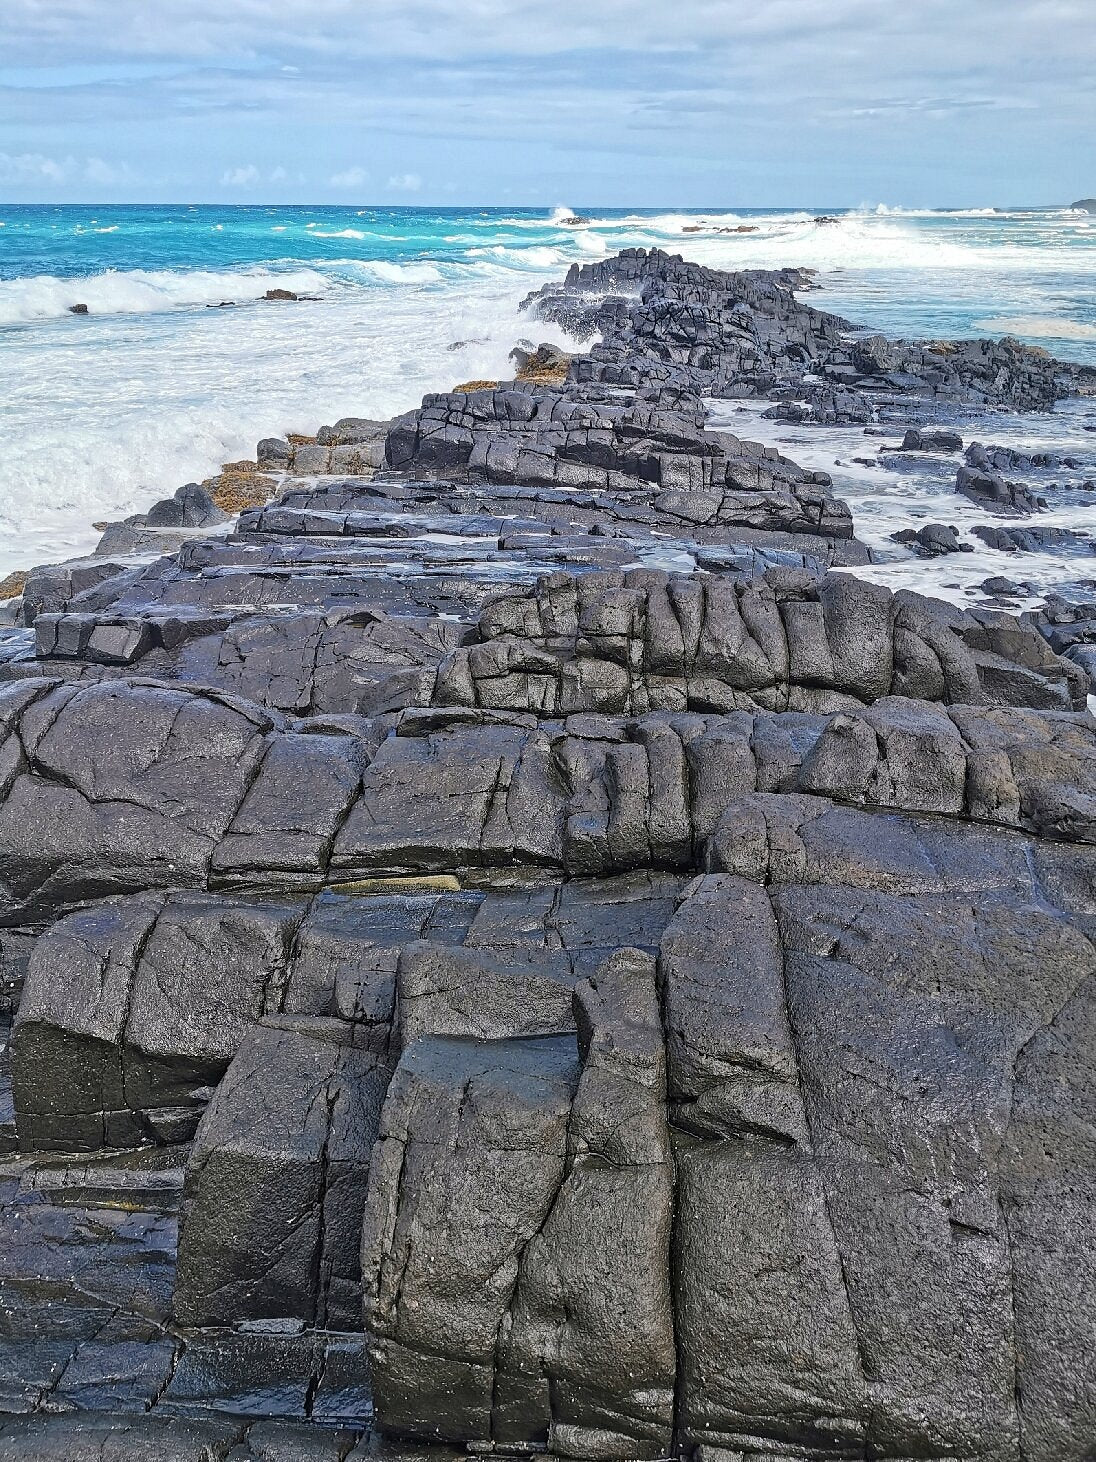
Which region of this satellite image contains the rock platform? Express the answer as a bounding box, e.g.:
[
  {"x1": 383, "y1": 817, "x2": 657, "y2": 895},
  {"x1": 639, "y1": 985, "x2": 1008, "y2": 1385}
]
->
[{"x1": 1, "y1": 249, "x2": 1095, "y2": 1460}]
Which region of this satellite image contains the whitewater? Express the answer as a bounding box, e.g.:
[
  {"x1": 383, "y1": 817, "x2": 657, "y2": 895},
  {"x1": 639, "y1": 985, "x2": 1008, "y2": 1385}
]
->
[{"x1": 1, "y1": 202, "x2": 1095, "y2": 583}]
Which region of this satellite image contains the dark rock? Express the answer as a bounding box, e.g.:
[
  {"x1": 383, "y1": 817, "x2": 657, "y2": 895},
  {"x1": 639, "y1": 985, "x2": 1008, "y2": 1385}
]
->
[
  {"x1": 956, "y1": 464, "x2": 1045, "y2": 515},
  {"x1": 891, "y1": 522, "x2": 972, "y2": 556},
  {"x1": 982, "y1": 576, "x2": 1033, "y2": 597},
  {"x1": 898, "y1": 427, "x2": 964, "y2": 452},
  {"x1": 68, "y1": 304, "x2": 89, "y2": 315},
  {"x1": 972, "y1": 523, "x2": 1088, "y2": 553},
  {"x1": 4, "y1": 247, "x2": 1096, "y2": 1458},
  {"x1": 145, "y1": 483, "x2": 228, "y2": 530},
  {"x1": 965, "y1": 441, "x2": 1074, "y2": 473},
  {"x1": 256, "y1": 437, "x2": 291, "y2": 469},
  {"x1": 176, "y1": 1017, "x2": 393, "y2": 1330},
  {"x1": 12, "y1": 891, "x2": 304, "y2": 1150}
]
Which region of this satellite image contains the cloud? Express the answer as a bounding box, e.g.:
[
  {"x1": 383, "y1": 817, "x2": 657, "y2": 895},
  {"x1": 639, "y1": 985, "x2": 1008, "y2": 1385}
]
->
[
  {"x1": 220, "y1": 163, "x2": 261, "y2": 186},
  {"x1": 0, "y1": 150, "x2": 134, "y2": 185},
  {"x1": 84, "y1": 156, "x2": 136, "y2": 183},
  {"x1": 0, "y1": 150, "x2": 72, "y2": 183},
  {"x1": 330, "y1": 165, "x2": 369, "y2": 188},
  {"x1": 0, "y1": 0, "x2": 1093, "y2": 202},
  {"x1": 1, "y1": 0, "x2": 1092, "y2": 73}
]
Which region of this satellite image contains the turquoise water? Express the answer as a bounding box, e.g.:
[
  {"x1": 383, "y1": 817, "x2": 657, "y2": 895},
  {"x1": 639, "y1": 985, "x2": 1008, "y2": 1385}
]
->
[{"x1": 1, "y1": 203, "x2": 1095, "y2": 572}]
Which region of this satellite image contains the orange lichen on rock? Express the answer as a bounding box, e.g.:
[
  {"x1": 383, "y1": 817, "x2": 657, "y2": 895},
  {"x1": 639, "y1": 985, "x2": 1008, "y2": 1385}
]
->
[
  {"x1": 514, "y1": 345, "x2": 571, "y2": 386},
  {"x1": 0, "y1": 569, "x2": 29, "y2": 600},
  {"x1": 203, "y1": 465, "x2": 278, "y2": 514},
  {"x1": 451, "y1": 380, "x2": 500, "y2": 393}
]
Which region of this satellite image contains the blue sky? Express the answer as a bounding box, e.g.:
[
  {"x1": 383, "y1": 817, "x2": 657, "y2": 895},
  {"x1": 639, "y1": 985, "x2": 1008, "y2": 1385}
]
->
[{"x1": 0, "y1": 0, "x2": 1093, "y2": 206}]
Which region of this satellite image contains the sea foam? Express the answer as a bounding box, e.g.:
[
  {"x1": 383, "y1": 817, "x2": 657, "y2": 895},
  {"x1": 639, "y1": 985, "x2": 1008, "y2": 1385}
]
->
[{"x1": 0, "y1": 266, "x2": 331, "y2": 326}]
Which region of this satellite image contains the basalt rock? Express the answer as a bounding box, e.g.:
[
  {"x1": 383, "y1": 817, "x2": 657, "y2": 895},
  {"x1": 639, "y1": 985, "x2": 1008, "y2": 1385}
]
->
[
  {"x1": 891, "y1": 522, "x2": 971, "y2": 556},
  {"x1": 898, "y1": 426, "x2": 964, "y2": 452},
  {"x1": 3, "y1": 251, "x2": 1096, "y2": 1462},
  {"x1": 956, "y1": 463, "x2": 1046, "y2": 515},
  {"x1": 966, "y1": 441, "x2": 1078, "y2": 473},
  {"x1": 521, "y1": 247, "x2": 1095, "y2": 414},
  {"x1": 973, "y1": 523, "x2": 1089, "y2": 553}
]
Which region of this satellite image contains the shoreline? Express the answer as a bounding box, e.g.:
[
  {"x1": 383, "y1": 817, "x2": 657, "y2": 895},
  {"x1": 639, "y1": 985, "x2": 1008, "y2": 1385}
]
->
[
  {"x1": 2, "y1": 248, "x2": 1096, "y2": 1458},
  {"x1": 5, "y1": 242, "x2": 1096, "y2": 635},
  {"x1": 5, "y1": 201, "x2": 1096, "y2": 585}
]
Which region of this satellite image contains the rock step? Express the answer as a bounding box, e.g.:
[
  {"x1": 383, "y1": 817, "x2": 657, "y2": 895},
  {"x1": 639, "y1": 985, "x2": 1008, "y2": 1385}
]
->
[
  {"x1": 0, "y1": 1019, "x2": 14, "y2": 1157},
  {"x1": 17, "y1": 1147, "x2": 187, "y2": 1212}
]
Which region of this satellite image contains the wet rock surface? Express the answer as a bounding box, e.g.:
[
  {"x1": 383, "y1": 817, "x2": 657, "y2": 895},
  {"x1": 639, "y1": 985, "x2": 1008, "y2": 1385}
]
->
[{"x1": 2, "y1": 249, "x2": 1096, "y2": 1459}]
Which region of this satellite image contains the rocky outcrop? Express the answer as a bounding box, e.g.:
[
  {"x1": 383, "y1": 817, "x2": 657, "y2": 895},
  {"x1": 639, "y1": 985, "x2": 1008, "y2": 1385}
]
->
[
  {"x1": 891, "y1": 521, "x2": 971, "y2": 556},
  {"x1": 956, "y1": 463, "x2": 1046, "y2": 516},
  {"x1": 2, "y1": 250, "x2": 1096, "y2": 1460},
  {"x1": 523, "y1": 248, "x2": 1095, "y2": 417}
]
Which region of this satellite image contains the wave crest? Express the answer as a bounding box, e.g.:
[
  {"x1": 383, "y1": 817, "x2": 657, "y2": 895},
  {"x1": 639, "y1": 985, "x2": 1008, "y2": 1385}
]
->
[{"x1": 0, "y1": 265, "x2": 331, "y2": 327}]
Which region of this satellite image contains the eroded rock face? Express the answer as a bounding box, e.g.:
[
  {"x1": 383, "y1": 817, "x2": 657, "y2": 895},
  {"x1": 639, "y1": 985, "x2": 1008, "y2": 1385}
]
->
[
  {"x1": 523, "y1": 248, "x2": 1094, "y2": 416},
  {"x1": 2, "y1": 250, "x2": 1096, "y2": 1460}
]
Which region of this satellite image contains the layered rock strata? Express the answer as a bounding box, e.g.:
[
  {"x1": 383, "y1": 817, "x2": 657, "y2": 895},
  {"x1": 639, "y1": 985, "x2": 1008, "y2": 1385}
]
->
[{"x1": 1, "y1": 250, "x2": 1095, "y2": 1461}]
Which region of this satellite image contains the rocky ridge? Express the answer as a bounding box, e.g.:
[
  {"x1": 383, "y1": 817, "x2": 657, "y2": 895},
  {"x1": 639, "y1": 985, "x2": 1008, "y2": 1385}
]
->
[{"x1": 1, "y1": 249, "x2": 1095, "y2": 1460}]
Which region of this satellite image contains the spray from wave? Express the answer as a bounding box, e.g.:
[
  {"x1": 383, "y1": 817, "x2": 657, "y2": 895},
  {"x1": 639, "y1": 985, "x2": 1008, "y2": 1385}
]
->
[{"x1": 0, "y1": 266, "x2": 332, "y2": 327}]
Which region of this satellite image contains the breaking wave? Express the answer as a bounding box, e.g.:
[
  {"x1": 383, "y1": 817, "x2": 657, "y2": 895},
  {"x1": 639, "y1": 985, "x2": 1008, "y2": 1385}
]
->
[{"x1": 0, "y1": 265, "x2": 331, "y2": 327}]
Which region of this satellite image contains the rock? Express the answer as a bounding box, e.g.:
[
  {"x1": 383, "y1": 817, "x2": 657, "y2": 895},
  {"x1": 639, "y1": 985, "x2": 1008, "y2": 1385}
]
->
[
  {"x1": 891, "y1": 523, "x2": 972, "y2": 556},
  {"x1": 12, "y1": 891, "x2": 305, "y2": 1150},
  {"x1": 176, "y1": 1016, "x2": 393, "y2": 1330},
  {"x1": 4, "y1": 247, "x2": 1096, "y2": 1457},
  {"x1": 68, "y1": 303, "x2": 89, "y2": 315},
  {"x1": 972, "y1": 523, "x2": 1086, "y2": 553},
  {"x1": 898, "y1": 427, "x2": 964, "y2": 452},
  {"x1": 982, "y1": 576, "x2": 1034, "y2": 597},
  {"x1": 966, "y1": 441, "x2": 1072, "y2": 472},
  {"x1": 144, "y1": 483, "x2": 228, "y2": 530},
  {"x1": 256, "y1": 437, "x2": 291, "y2": 469},
  {"x1": 956, "y1": 464, "x2": 1045, "y2": 515},
  {"x1": 1070, "y1": 197, "x2": 1096, "y2": 212},
  {"x1": 360, "y1": 1034, "x2": 581, "y2": 1442},
  {"x1": 263, "y1": 288, "x2": 298, "y2": 301}
]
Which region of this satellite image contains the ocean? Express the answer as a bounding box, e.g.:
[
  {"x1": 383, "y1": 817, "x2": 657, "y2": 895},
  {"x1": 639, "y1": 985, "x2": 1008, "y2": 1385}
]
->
[{"x1": 2, "y1": 202, "x2": 1095, "y2": 589}]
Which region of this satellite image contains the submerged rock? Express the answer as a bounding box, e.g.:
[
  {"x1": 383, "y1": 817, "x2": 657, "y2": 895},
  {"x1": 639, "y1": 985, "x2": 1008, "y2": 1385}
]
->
[
  {"x1": 898, "y1": 426, "x2": 964, "y2": 452},
  {"x1": 956, "y1": 463, "x2": 1046, "y2": 515},
  {"x1": 891, "y1": 522, "x2": 972, "y2": 556}
]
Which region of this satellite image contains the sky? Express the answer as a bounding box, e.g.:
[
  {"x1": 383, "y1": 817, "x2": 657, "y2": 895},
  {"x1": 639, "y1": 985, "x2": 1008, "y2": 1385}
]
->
[{"x1": 0, "y1": 0, "x2": 1093, "y2": 207}]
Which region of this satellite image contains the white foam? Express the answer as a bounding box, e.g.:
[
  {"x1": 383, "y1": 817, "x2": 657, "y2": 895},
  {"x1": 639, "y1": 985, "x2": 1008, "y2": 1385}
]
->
[
  {"x1": 711, "y1": 399, "x2": 1096, "y2": 609},
  {"x1": 466, "y1": 245, "x2": 570, "y2": 269},
  {"x1": 0, "y1": 263, "x2": 574, "y2": 577},
  {"x1": 359, "y1": 260, "x2": 443, "y2": 284},
  {"x1": 0, "y1": 265, "x2": 331, "y2": 326},
  {"x1": 974, "y1": 315, "x2": 1096, "y2": 341}
]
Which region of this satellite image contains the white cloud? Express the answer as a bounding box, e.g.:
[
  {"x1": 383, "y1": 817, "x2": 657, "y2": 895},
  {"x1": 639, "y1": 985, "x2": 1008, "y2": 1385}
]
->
[
  {"x1": 83, "y1": 156, "x2": 135, "y2": 184},
  {"x1": 269, "y1": 165, "x2": 288, "y2": 182},
  {"x1": 0, "y1": 150, "x2": 72, "y2": 183},
  {"x1": 330, "y1": 165, "x2": 369, "y2": 188},
  {"x1": 2, "y1": 0, "x2": 1093, "y2": 75},
  {"x1": 221, "y1": 163, "x2": 261, "y2": 186},
  {"x1": 0, "y1": 0, "x2": 1093, "y2": 202}
]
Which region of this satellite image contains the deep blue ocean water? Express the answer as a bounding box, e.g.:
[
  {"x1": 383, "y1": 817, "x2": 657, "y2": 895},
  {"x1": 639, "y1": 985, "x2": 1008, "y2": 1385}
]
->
[{"x1": 1, "y1": 202, "x2": 1094, "y2": 573}]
